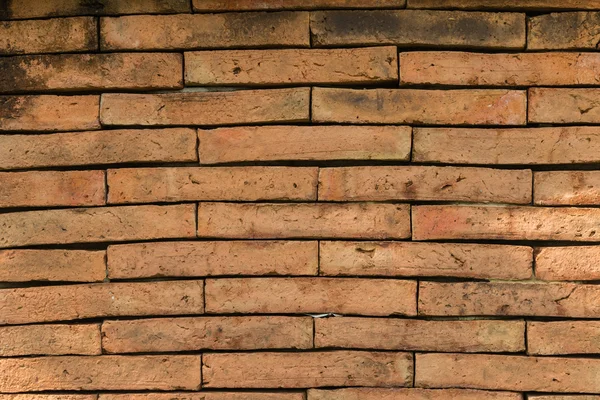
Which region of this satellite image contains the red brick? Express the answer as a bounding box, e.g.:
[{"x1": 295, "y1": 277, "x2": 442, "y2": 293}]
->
[
  {"x1": 194, "y1": 0, "x2": 406, "y2": 11},
  {"x1": 0, "y1": 356, "x2": 200, "y2": 392},
  {"x1": 0, "y1": 17, "x2": 96, "y2": 55},
  {"x1": 185, "y1": 47, "x2": 397, "y2": 86},
  {"x1": 418, "y1": 281, "x2": 600, "y2": 317},
  {"x1": 198, "y1": 125, "x2": 411, "y2": 164},
  {"x1": 0, "y1": 204, "x2": 195, "y2": 248},
  {"x1": 308, "y1": 388, "x2": 522, "y2": 400},
  {"x1": 0, "y1": 128, "x2": 197, "y2": 170},
  {"x1": 0, "y1": 95, "x2": 99, "y2": 131},
  {"x1": 416, "y1": 353, "x2": 600, "y2": 393},
  {"x1": 100, "y1": 394, "x2": 303, "y2": 400},
  {"x1": 529, "y1": 12, "x2": 600, "y2": 49},
  {"x1": 535, "y1": 171, "x2": 600, "y2": 205},
  {"x1": 320, "y1": 241, "x2": 532, "y2": 279},
  {"x1": 400, "y1": 52, "x2": 600, "y2": 86},
  {"x1": 0, "y1": 53, "x2": 182, "y2": 92},
  {"x1": 310, "y1": 10, "x2": 525, "y2": 49},
  {"x1": 413, "y1": 205, "x2": 600, "y2": 241},
  {"x1": 0, "y1": 324, "x2": 100, "y2": 356},
  {"x1": 312, "y1": 88, "x2": 526, "y2": 125},
  {"x1": 0, "y1": 170, "x2": 105, "y2": 208},
  {"x1": 197, "y1": 203, "x2": 411, "y2": 239},
  {"x1": 413, "y1": 127, "x2": 600, "y2": 165},
  {"x1": 408, "y1": 0, "x2": 600, "y2": 9},
  {"x1": 107, "y1": 167, "x2": 317, "y2": 203},
  {"x1": 0, "y1": 280, "x2": 203, "y2": 325},
  {"x1": 0, "y1": 249, "x2": 105, "y2": 282},
  {"x1": 528, "y1": 321, "x2": 600, "y2": 355},
  {"x1": 205, "y1": 278, "x2": 416, "y2": 316},
  {"x1": 529, "y1": 88, "x2": 600, "y2": 123},
  {"x1": 107, "y1": 241, "x2": 317, "y2": 279},
  {"x1": 102, "y1": 316, "x2": 312, "y2": 353},
  {"x1": 536, "y1": 246, "x2": 600, "y2": 281},
  {"x1": 101, "y1": 12, "x2": 309, "y2": 51},
  {"x1": 101, "y1": 88, "x2": 309, "y2": 126},
  {"x1": 318, "y1": 166, "x2": 531, "y2": 203},
  {"x1": 203, "y1": 351, "x2": 412, "y2": 388},
  {"x1": 315, "y1": 317, "x2": 525, "y2": 352}
]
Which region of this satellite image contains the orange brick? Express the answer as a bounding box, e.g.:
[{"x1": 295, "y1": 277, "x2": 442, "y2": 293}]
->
[
  {"x1": 107, "y1": 241, "x2": 318, "y2": 279},
  {"x1": 318, "y1": 166, "x2": 531, "y2": 203},
  {"x1": 185, "y1": 47, "x2": 397, "y2": 86},
  {"x1": 107, "y1": 167, "x2": 317, "y2": 203},
  {"x1": 312, "y1": 88, "x2": 526, "y2": 125},
  {"x1": 408, "y1": 0, "x2": 600, "y2": 9},
  {"x1": 529, "y1": 88, "x2": 600, "y2": 123},
  {"x1": 205, "y1": 278, "x2": 416, "y2": 316},
  {"x1": 0, "y1": 324, "x2": 100, "y2": 356},
  {"x1": 400, "y1": 52, "x2": 600, "y2": 86},
  {"x1": 0, "y1": 204, "x2": 195, "y2": 248},
  {"x1": 0, "y1": 128, "x2": 197, "y2": 170},
  {"x1": 413, "y1": 127, "x2": 600, "y2": 165},
  {"x1": 536, "y1": 246, "x2": 600, "y2": 281},
  {"x1": 0, "y1": 280, "x2": 203, "y2": 325},
  {"x1": 0, "y1": 396, "x2": 96, "y2": 400},
  {"x1": 419, "y1": 281, "x2": 600, "y2": 317},
  {"x1": 315, "y1": 318, "x2": 525, "y2": 352},
  {"x1": 203, "y1": 351, "x2": 412, "y2": 388},
  {"x1": 528, "y1": 321, "x2": 600, "y2": 355},
  {"x1": 413, "y1": 205, "x2": 600, "y2": 241},
  {"x1": 535, "y1": 171, "x2": 600, "y2": 205},
  {"x1": 198, "y1": 125, "x2": 411, "y2": 164},
  {"x1": 0, "y1": 53, "x2": 182, "y2": 92},
  {"x1": 0, "y1": 249, "x2": 105, "y2": 282},
  {"x1": 194, "y1": 0, "x2": 406, "y2": 11},
  {"x1": 0, "y1": 95, "x2": 99, "y2": 131},
  {"x1": 0, "y1": 170, "x2": 105, "y2": 208},
  {"x1": 101, "y1": 12, "x2": 309, "y2": 50},
  {"x1": 0, "y1": 17, "x2": 96, "y2": 55},
  {"x1": 526, "y1": 397, "x2": 600, "y2": 400},
  {"x1": 319, "y1": 241, "x2": 532, "y2": 279},
  {"x1": 0, "y1": 356, "x2": 200, "y2": 392},
  {"x1": 101, "y1": 89, "x2": 309, "y2": 126},
  {"x1": 308, "y1": 388, "x2": 522, "y2": 400},
  {"x1": 100, "y1": 394, "x2": 303, "y2": 400},
  {"x1": 529, "y1": 12, "x2": 600, "y2": 50},
  {"x1": 416, "y1": 353, "x2": 600, "y2": 393},
  {"x1": 102, "y1": 316, "x2": 312, "y2": 353},
  {"x1": 197, "y1": 203, "x2": 411, "y2": 239},
  {"x1": 310, "y1": 10, "x2": 525, "y2": 49}
]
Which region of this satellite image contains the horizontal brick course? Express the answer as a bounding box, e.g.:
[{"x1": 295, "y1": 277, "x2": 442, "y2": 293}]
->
[
  {"x1": 99, "y1": 394, "x2": 303, "y2": 400},
  {"x1": 194, "y1": 0, "x2": 406, "y2": 11},
  {"x1": 407, "y1": 0, "x2": 600, "y2": 9},
  {"x1": 308, "y1": 388, "x2": 522, "y2": 400},
  {"x1": 528, "y1": 321, "x2": 600, "y2": 355},
  {"x1": 0, "y1": 324, "x2": 101, "y2": 356}
]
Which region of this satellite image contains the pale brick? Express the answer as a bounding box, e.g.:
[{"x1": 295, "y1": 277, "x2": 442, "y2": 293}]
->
[
  {"x1": 308, "y1": 388, "x2": 521, "y2": 400},
  {"x1": 528, "y1": 321, "x2": 600, "y2": 355},
  {"x1": 536, "y1": 246, "x2": 600, "y2": 281},
  {"x1": 194, "y1": 0, "x2": 406, "y2": 11},
  {"x1": 0, "y1": 324, "x2": 100, "y2": 356},
  {"x1": 535, "y1": 171, "x2": 600, "y2": 205},
  {"x1": 408, "y1": 0, "x2": 600, "y2": 9},
  {"x1": 529, "y1": 88, "x2": 600, "y2": 123}
]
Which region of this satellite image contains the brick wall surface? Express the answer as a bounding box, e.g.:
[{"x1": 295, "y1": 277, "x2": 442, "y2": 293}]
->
[{"x1": 1, "y1": 1, "x2": 600, "y2": 399}]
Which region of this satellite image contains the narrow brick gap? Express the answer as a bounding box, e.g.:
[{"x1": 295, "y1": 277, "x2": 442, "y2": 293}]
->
[
  {"x1": 95, "y1": 16, "x2": 101, "y2": 52},
  {"x1": 317, "y1": 240, "x2": 321, "y2": 276},
  {"x1": 412, "y1": 351, "x2": 417, "y2": 387},
  {"x1": 199, "y1": 353, "x2": 203, "y2": 388},
  {"x1": 308, "y1": 86, "x2": 313, "y2": 123},
  {"x1": 312, "y1": 317, "x2": 316, "y2": 349},
  {"x1": 103, "y1": 169, "x2": 109, "y2": 205},
  {"x1": 524, "y1": 320, "x2": 529, "y2": 356}
]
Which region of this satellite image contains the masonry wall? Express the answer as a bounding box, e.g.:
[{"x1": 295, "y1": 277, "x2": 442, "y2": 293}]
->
[{"x1": 2, "y1": 0, "x2": 600, "y2": 398}]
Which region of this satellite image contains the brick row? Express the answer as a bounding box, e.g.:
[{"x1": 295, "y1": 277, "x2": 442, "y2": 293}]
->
[
  {"x1": 407, "y1": 0, "x2": 600, "y2": 10},
  {"x1": 0, "y1": 324, "x2": 101, "y2": 356},
  {"x1": 193, "y1": 0, "x2": 407, "y2": 11}
]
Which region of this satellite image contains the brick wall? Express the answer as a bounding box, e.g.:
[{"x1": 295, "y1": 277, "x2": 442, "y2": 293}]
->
[{"x1": 1, "y1": 0, "x2": 600, "y2": 398}]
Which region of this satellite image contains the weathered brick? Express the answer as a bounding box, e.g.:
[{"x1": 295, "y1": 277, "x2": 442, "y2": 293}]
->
[
  {"x1": 102, "y1": 316, "x2": 312, "y2": 353},
  {"x1": 529, "y1": 12, "x2": 600, "y2": 49},
  {"x1": 0, "y1": 17, "x2": 96, "y2": 55},
  {"x1": 312, "y1": 88, "x2": 526, "y2": 125},
  {"x1": 315, "y1": 317, "x2": 525, "y2": 352},
  {"x1": 419, "y1": 281, "x2": 600, "y2": 317},
  {"x1": 527, "y1": 397, "x2": 600, "y2": 400},
  {"x1": 413, "y1": 127, "x2": 600, "y2": 165},
  {"x1": 308, "y1": 388, "x2": 522, "y2": 400},
  {"x1": 101, "y1": 12, "x2": 309, "y2": 50},
  {"x1": 310, "y1": 10, "x2": 525, "y2": 49},
  {"x1": 0, "y1": 53, "x2": 182, "y2": 93},
  {"x1": 536, "y1": 246, "x2": 600, "y2": 281},
  {"x1": 535, "y1": 171, "x2": 600, "y2": 205},
  {"x1": 416, "y1": 353, "x2": 600, "y2": 393},
  {"x1": 0, "y1": 249, "x2": 105, "y2": 282},
  {"x1": 203, "y1": 351, "x2": 412, "y2": 388},
  {"x1": 0, "y1": 170, "x2": 105, "y2": 208},
  {"x1": 0, "y1": 280, "x2": 203, "y2": 325},
  {"x1": 194, "y1": 0, "x2": 406, "y2": 11},
  {"x1": 205, "y1": 278, "x2": 416, "y2": 316},
  {"x1": 407, "y1": 0, "x2": 600, "y2": 9},
  {"x1": 107, "y1": 167, "x2": 318, "y2": 203},
  {"x1": 320, "y1": 241, "x2": 532, "y2": 279},
  {"x1": 0, "y1": 324, "x2": 100, "y2": 356},
  {"x1": 318, "y1": 166, "x2": 531, "y2": 203},
  {"x1": 101, "y1": 89, "x2": 309, "y2": 126},
  {"x1": 185, "y1": 47, "x2": 397, "y2": 86},
  {"x1": 107, "y1": 241, "x2": 318, "y2": 279},
  {"x1": 400, "y1": 52, "x2": 600, "y2": 86},
  {"x1": 528, "y1": 321, "x2": 600, "y2": 355},
  {"x1": 413, "y1": 205, "x2": 600, "y2": 241},
  {"x1": 0, "y1": 396, "x2": 96, "y2": 400},
  {"x1": 0, "y1": 356, "x2": 200, "y2": 392},
  {"x1": 0, "y1": 95, "x2": 99, "y2": 131},
  {"x1": 0, "y1": 204, "x2": 195, "y2": 248},
  {"x1": 198, "y1": 125, "x2": 411, "y2": 164},
  {"x1": 197, "y1": 203, "x2": 411, "y2": 239},
  {"x1": 100, "y1": 394, "x2": 303, "y2": 400},
  {"x1": 529, "y1": 88, "x2": 600, "y2": 123},
  {"x1": 0, "y1": 128, "x2": 197, "y2": 170}
]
